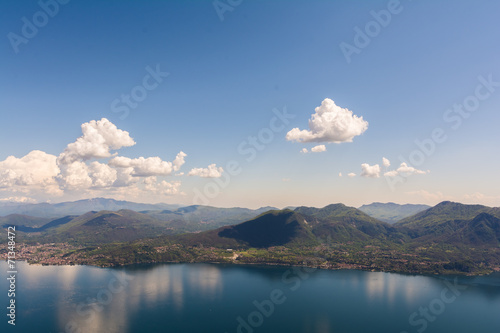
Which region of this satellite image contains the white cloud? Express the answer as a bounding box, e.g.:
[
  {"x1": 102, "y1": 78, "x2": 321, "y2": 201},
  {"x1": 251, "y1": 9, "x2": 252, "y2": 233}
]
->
[
  {"x1": 113, "y1": 167, "x2": 136, "y2": 187},
  {"x1": 0, "y1": 118, "x2": 188, "y2": 202},
  {"x1": 0, "y1": 150, "x2": 59, "y2": 188},
  {"x1": 347, "y1": 172, "x2": 356, "y2": 178},
  {"x1": 338, "y1": 172, "x2": 342, "y2": 177},
  {"x1": 286, "y1": 98, "x2": 368, "y2": 143},
  {"x1": 143, "y1": 177, "x2": 181, "y2": 195},
  {"x1": 382, "y1": 157, "x2": 390, "y2": 168},
  {"x1": 58, "y1": 118, "x2": 135, "y2": 164},
  {"x1": 172, "y1": 151, "x2": 187, "y2": 171},
  {"x1": 88, "y1": 161, "x2": 117, "y2": 187},
  {"x1": 58, "y1": 161, "x2": 92, "y2": 189},
  {"x1": 311, "y1": 145, "x2": 326, "y2": 153},
  {"x1": 109, "y1": 156, "x2": 177, "y2": 177},
  {"x1": 300, "y1": 148, "x2": 308, "y2": 154},
  {"x1": 384, "y1": 162, "x2": 428, "y2": 178},
  {"x1": 406, "y1": 190, "x2": 451, "y2": 203},
  {"x1": 0, "y1": 196, "x2": 37, "y2": 203},
  {"x1": 361, "y1": 163, "x2": 380, "y2": 178},
  {"x1": 188, "y1": 164, "x2": 224, "y2": 178}
]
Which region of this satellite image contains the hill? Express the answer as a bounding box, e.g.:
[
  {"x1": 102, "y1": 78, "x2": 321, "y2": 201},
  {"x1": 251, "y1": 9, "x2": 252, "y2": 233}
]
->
[
  {"x1": 0, "y1": 198, "x2": 181, "y2": 218},
  {"x1": 0, "y1": 214, "x2": 51, "y2": 228},
  {"x1": 358, "y1": 202, "x2": 430, "y2": 224},
  {"x1": 20, "y1": 210, "x2": 174, "y2": 245},
  {"x1": 10, "y1": 201, "x2": 500, "y2": 275},
  {"x1": 141, "y1": 205, "x2": 278, "y2": 233}
]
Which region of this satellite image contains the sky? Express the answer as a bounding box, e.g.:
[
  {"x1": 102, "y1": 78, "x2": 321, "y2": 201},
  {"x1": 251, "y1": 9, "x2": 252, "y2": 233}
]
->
[{"x1": 1, "y1": 0, "x2": 499, "y2": 209}]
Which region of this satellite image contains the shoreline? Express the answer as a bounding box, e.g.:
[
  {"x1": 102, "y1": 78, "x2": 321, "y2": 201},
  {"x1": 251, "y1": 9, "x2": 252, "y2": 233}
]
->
[{"x1": 6, "y1": 258, "x2": 497, "y2": 277}]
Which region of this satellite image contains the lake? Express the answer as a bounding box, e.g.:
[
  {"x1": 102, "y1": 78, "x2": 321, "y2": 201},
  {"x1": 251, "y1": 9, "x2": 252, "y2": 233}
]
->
[{"x1": 1, "y1": 261, "x2": 500, "y2": 333}]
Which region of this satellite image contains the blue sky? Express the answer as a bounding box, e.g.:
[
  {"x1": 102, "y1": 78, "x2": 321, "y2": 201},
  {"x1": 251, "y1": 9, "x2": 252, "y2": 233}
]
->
[{"x1": 1, "y1": 0, "x2": 499, "y2": 208}]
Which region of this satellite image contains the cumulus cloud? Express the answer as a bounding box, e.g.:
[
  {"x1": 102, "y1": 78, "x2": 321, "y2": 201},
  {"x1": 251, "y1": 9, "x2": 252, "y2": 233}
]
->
[
  {"x1": 58, "y1": 118, "x2": 135, "y2": 164},
  {"x1": 382, "y1": 157, "x2": 390, "y2": 168},
  {"x1": 406, "y1": 190, "x2": 451, "y2": 202},
  {"x1": 311, "y1": 145, "x2": 326, "y2": 153},
  {"x1": 300, "y1": 148, "x2": 308, "y2": 154},
  {"x1": 0, "y1": 118, "x2": 188, "y2": 202},
  {"x1": 0, "y1": 196, "x2": 37, "y2": 203},
  {"x1": 172, "y1": 151, "x2": 187, "y2": 171},
  {"x1": 58, "y1": 161, "x2": 92, "y2": 189},
  {"x1": 286, "y1": 98, "x2": 368, "y2": 143},
  {"x1": 0, "y1": 150, "x2": 59, "y2": 188},
  {"x1": 384, "y1": 162, "x2": 428, "y2": 178},
  {"x1": 109, "y1": 155, "x2": 182, "y2": 177},
  {"x1": 88, "y1": 162, "x2": 117, "y2": 187},
  {"x1": 361, "y1": 163, "x2": 380, "y2": 178},
  {"x1": 144, "y1": 177, "x2": 181, "y2": 195},
  {"x1": 188, "y1": 164, "x2": 224, "y2": 178},
  {"x1": 347, "y1": 172, "x2": 356, "y2": 178}
]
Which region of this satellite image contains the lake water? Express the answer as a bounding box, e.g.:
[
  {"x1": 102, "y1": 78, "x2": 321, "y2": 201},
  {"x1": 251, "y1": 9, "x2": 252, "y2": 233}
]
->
[{"x1": 1, "y1": 261, "x2": 500, "y2": 333}]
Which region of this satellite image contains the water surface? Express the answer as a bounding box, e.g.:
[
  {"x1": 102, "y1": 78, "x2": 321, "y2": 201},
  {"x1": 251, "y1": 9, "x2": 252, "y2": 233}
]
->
[{"x1": 1, "y1": 261, "x2": 499, "y2": 333}]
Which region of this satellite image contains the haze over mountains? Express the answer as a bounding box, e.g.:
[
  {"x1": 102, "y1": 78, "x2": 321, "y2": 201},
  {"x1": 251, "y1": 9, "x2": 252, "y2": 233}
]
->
[
  {"x1": 0, "y1": 198, "x2": 181, "y2": 217},
  {"x1": 358, "y1": 202, "x2": 431, "y2": 224},
  {"x1": 3, "y1": 198, "x2": 499, "y2": 274},
  {"x1": 2, "y1": 199, "x2": 498, "y2": 248},
  {"x1": 1, "y1": 199, "x2": 279, "y2": 244}
]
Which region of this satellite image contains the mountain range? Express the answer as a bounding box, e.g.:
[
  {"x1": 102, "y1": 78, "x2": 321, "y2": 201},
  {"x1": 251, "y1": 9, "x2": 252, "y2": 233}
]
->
[
  {"x1": 3, "y1": 199, "x2": 500, "y2": 275},
  {"x1": 358, "y1": 202, "x2": 430, "y2": 224},
  {"x1": 59, "y1": 201, "x2": 500, "y2": 274}
]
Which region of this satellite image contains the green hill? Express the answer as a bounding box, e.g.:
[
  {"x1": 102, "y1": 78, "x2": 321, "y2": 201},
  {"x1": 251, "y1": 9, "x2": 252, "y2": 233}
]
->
[
  {"x1": 0, "y1": 214, "x2": 50, "y2": 228},
  {"x1": 358, "y1": 202, "x2": 430, "y2": 224}
]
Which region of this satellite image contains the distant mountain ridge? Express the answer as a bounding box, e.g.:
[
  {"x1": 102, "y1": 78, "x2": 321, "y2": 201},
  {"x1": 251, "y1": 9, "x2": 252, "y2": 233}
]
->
[
  {"x1": 10, "y1": 201, "x2": 500, "y2": 274},
  {"x1": 0, "y1": 198, "x2": 181, "y2": 218},
  {"x1": 358, "y1": 202, "x2": 431, "y2": 224},
  {"x1": 172, "y1": 204, "x2": 395, "y2": 248},
  {"x1": 4, "y1": 203, "x2": 279, "y2": 245}
]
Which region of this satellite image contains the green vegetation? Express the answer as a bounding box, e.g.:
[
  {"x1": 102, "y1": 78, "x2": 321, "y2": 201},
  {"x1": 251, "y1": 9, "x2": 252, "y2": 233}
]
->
[
  {"x1": 4, "y1": 201, "x2": 500, "y2": 276},
  {"x1": 358, "y1": 202, "x2": 430, "y2": 224}
]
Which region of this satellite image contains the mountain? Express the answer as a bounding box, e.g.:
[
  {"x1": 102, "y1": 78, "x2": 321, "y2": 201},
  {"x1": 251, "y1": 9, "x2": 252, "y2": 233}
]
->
[
  {"x1": 4, "y1": 216, "x2": 77, "y2": 233},
  {"x1": 170, "y1": 210, "x2": 315, "y2": 248},
  {"x1": 294, "y1": 203, "x2": 395, "y2": 241},
  {"x1": 141, "y1": 205, "x2": 279, "y2": 232},
  {"x1": 5, "y1": 204, "x2": 279, "y2": 245},
  {"x1": 218, "y1": 210, "x2": 317, "y2": 247},
  {"x1": 395, "y1": 201, "x2": 491, "y2": 237},
  {"x1": 358, "y1": 202, "x2": 430, "y2": 224},
  {"x1": 174, "y1": 204, "x2": 392, "y2": 248},
  {"x1": 0, "y1": 198, "x2": 181, "y2": 218},
  {"x1": 0, "y1": 214, "x2": 51, "y2": 228},
  {"x1": 445, "y1": 213, "x2": 500, "y2": 246},
  {"x1": 20, "y1": 202, "x2": 500, "y2": 275},
  {"x1": 21, "y1": 210, "x2": 174, "y2": 245},
  {"x1": 395, "y1": 201, "x2": 500, "y2": 245}
]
